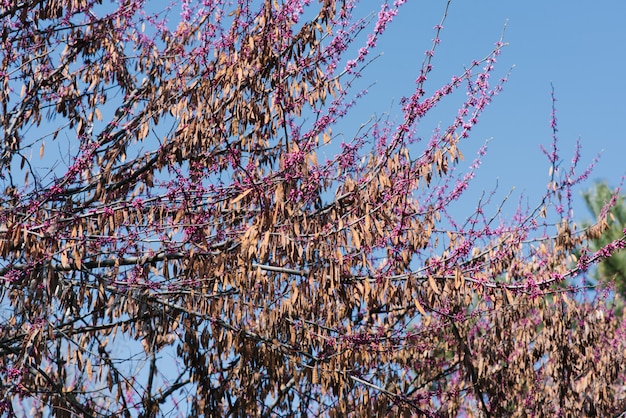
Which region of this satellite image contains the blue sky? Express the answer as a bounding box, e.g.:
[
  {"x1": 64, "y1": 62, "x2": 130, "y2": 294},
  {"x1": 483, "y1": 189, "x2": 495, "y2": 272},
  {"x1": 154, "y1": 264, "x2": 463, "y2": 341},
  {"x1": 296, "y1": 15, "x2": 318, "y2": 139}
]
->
[{"x1": 343, "y1": 0, "x2": 626, "y2": 221}]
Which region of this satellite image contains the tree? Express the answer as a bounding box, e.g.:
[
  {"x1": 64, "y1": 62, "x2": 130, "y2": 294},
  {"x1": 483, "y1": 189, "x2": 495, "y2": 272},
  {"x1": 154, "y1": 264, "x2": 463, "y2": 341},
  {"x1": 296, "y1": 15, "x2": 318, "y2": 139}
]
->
[
  {"x1": 574, "y1": 182, "x2": 626, "y2": 319},
  {"x1": 1, "y1": 0, "x2": 625, "y2": 416},
  {"x1": 580, "y1": 182, "x2": 626, "y2": 294}
]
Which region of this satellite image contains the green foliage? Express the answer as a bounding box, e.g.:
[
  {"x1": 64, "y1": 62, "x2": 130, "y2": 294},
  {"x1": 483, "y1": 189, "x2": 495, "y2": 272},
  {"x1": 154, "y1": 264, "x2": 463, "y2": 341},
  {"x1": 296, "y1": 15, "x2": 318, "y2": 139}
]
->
[
  {"x1": 581, "y1": 181, "x2": 626, "y2": 297},
  {"x1": 577, "y1": 182, "x2": 626, "y2": 317}
]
